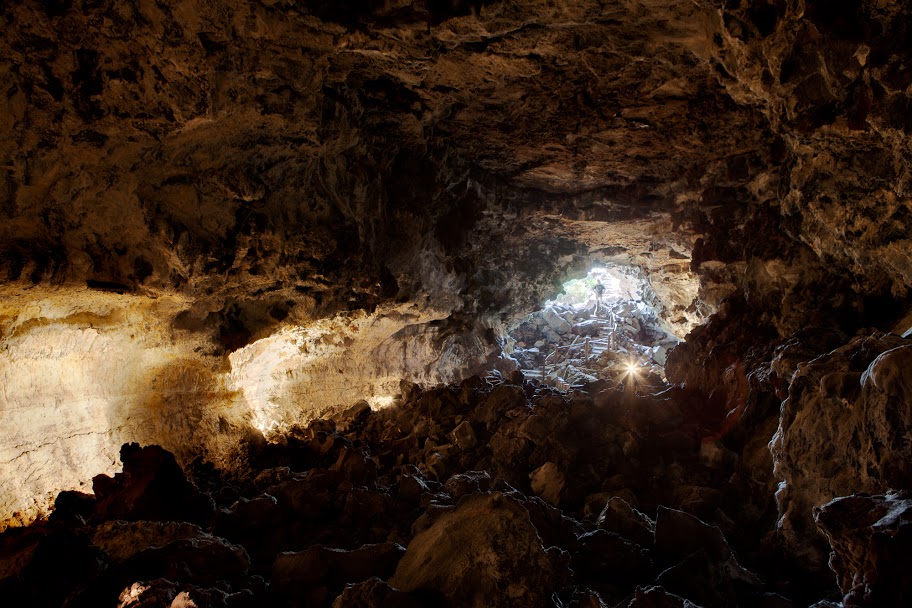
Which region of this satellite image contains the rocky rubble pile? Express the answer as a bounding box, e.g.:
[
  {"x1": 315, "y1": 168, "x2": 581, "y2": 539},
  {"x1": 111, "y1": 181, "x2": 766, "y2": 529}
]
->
[
  {"x1": 509, "y1": 299, "x2": 678, "y2": 390},
  {"x1": 0, "y1": 373, "x2": 899, "y2": 607}
]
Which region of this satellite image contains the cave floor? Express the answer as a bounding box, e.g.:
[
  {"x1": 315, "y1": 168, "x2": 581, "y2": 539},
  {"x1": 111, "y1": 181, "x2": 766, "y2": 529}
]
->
[{"x1": 0, "y1": 374, "x2": 845, "y2": 608}]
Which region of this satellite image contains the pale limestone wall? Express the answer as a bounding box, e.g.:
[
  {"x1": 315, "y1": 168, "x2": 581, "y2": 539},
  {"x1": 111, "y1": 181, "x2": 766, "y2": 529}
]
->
[{"x1": 0, "y1": 287, "x2": 495, "y2": 528}]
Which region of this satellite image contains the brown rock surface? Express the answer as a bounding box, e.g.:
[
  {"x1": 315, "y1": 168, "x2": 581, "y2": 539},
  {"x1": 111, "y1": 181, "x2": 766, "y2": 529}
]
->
[
  {"x1": 389, "y1": 491, "x2": 561, "y2": 607},
  {"x1": 770, "y1": 333, "x2": 912, "y2": 564},
  {"x1": 815, "y1": 492, "x2": 912, "y2": 607},
  {"x1": 1, "y1": 0, "x2": 912, "y2": 605}
]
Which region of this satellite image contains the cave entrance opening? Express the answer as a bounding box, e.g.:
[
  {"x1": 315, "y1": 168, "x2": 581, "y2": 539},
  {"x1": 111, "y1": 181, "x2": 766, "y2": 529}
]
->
[{"x1": 506, "y1": 265, "x2": 679, "y2": 392}]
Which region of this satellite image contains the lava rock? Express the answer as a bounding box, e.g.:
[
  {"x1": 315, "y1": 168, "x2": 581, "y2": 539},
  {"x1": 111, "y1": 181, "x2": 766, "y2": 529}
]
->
[
  {"x1": 596, "y1": 496, "x2": 656, "y2": 547},
  {"x1": 91, "y1": 443, "x2": 215, "y2": 525},
  {"x1": 814, "y1": 491, "x2": 912, "y2": 607},
  {"x1": 271, "y1": 542, "x2": 406, "y2": 604},
  {"x1": 48, "y1": 490, "x2": 96, "y2": 525},
  {"x1": 530, "y1": 461, "x2": 565, "y2": 506},
  {"x1": 623, "y1": 585, "x2": 701, "y2": 607},
  {"x1": 389, "y1": 492, "x2": 561, "y2": 607},
  {"x1": 91, "y1": 520, "x2": 206, "y2": 563},
  {"x1": 331, "y1": 577, "x2": 428, "y2": 608},
  {"x1": 543, "y1": 307, "x2": 573, "y2": 335},
  {"x1": 654, "y1": 506, "x2": 730, "y2": 562}
]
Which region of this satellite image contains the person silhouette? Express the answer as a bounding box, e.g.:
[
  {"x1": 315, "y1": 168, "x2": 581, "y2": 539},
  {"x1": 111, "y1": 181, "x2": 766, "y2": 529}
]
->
[{"x1": 593, "y1": 280, "x2": 606, "y2": 315}]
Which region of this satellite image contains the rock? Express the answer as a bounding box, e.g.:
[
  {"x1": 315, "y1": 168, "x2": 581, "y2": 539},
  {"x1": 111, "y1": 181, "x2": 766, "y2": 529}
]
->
[
  {"x1": 596, "y1": 497, "x2": 656, "y2": 547},
  {"x1": 334, "y1": 400, "x2": 373, "y2": 433},
  {"x1": 331, "y1": 446, "x2": 378, "y2": 488},
  {"x1": 443, "y1": 471, "x2": 492, "y2": 500},
  {"x1": 543, "y1": 307, "x2": 573, "y2": 335},
  {"x1": 698, "y1": 442, "x2": 737, "y2": 470},
  {"x1": 814, "y1": 492, "x2": 912, "y2": 607},
  {"x1": 48, "y1": 490, "x2": 96, "y2": 525},
  {"x1": 654, "y1": 506, "x2": 730, "y2": 562},
  {"x1": 213, "y1": 495, "x2": 285, "y2": 566},
  {"x1": 117, "y1": 535, "x2": 250, "y2": 589},
  {"x1": 543, "y1": 328, "x2": 563, "y2": 343},
  {"x1": 397, "y1": 470, "x2": 431, "y2": 504},
  {"x1": 115, "y1": 580, "x2": 230, "y2": 608},
  {"x1": 489, "y1": 431, "x2": 532, "y2": 470},
  {"x1": 519, "y1": 413, "x2": 552, "y2": 445},
  {"x1": 91, "y1": 443, "x2": 214, "y2": 525},
  {"x1": 770, "y1": 334, "x2": 912, "y2": 563},
  {"x1": 653, "y1": 507, "x2": 762, "y2": 607},
  {"x1": 91, "y1": 520, "x2": 205, "y2": 563},
  {"x1": 249, "y1": 467, "x2": 297, "y2": 492},
  {"x1": 573, "y1": 529, "x2": 653, "y2": 585},
  {"x1": 0, "y1": 527, "x2": 106, "y2": 606},
  {"x1": 623, "y1": 585, "x2": 701, "y2": 607},
  {"x1": 389, "y1": 492, "x2": 560, "y2": 607},
  {"x1": 475, "y1": 385, "x2": 527, "y2": 427},
  {"x1": 272, "y1": 543, "x2": 405, "y2": 602},
  {"x1": 450, "y1": 420, "x2": 477, "y2": 449},
  {"x1": 331, "y1": 577, "x2": 427, "y2": 608},
  {"x1": 572, "y1": 320, "x2": 604, "y2": 337},
  {"x1": 530, "y1": 462, "x2": 565, "y2": 506}
]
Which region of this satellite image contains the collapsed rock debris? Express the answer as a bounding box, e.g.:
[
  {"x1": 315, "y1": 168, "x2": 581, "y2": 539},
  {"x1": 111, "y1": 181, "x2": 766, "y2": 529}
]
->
[
  {"x1": 508, "y1": 297, "x2": 678, "y2": 391},
  {"x1": 1, "y1": 371, "x2": 892, "y2": 607}
]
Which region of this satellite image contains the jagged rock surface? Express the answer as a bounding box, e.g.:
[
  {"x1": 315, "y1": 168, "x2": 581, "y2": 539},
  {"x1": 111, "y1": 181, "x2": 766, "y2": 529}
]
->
[
  {"x1": 815, "y1": 491, "x2": 912, "y2": 607},
  {"x1": 1, "y1": 1, "x2": 912, "y2": 606},
  {"x1": 771, "y1": 333, "x2": 912, "y2": 566},
  {"x1": 0, "y1": 375, "x2": 857, "y2": 608}
]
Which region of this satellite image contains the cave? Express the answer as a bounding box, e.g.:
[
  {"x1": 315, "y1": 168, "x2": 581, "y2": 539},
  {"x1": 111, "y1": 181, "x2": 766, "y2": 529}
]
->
[{"x1": 2, "y1": 1, "x2": 912, "y2": 607}]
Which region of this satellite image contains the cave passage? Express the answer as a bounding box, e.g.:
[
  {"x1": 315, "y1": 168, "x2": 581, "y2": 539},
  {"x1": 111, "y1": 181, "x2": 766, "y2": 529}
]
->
[
  {"x1": 506, "y1": 266, "x2": 680, "y2": 390},
  {"x1": 4, "y1": 0, "x2": 912, "y2": 605}
]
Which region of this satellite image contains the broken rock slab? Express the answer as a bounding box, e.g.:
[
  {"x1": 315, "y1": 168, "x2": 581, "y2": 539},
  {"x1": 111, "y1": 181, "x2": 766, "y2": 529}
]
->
[
  {"x1": 815, "y1": 491, "x2": 912, "y2": 607},
  {"x1": 389, "y1": 492, "x2": 561, "y2": 608},
  {"x1": 91, "y1": 443, "x2": 214, "y2": 525},
  {"x1": 272, "y1": 542, "x2": 405, "y2": 601},
  {"x1": 530, "y1": 462, "x2": 566, "y2": 506},
  {"x1": 543, "y1": 307, "x2": 573, "y2": 335}
]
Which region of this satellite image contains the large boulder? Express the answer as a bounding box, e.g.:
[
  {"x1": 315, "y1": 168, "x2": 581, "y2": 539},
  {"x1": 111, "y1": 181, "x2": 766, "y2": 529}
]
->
[
  {"x1": 389, "y1": 492, "x2": 562, "y2": 607},
  {"x1": 770, "y1": 334, "x2": 912, "y2": 564},
  {"x1": 91, "y1": 443, "x2": 214, "y2": 525},
  {"x1": 543, "y1": 307, "x2": 573, "y2": 335},
  {"x1": 272, "y1": 543, "x2": 405, "y2": 605},
  {"x1": 815, "y1": 492, "x2": 912, "y2": 607}
]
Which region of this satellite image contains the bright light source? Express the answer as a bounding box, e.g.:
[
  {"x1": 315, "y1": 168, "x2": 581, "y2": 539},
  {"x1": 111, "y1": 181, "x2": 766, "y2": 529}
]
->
[
  {"x1": 624, "y1": 360, "x2": 639, "y2": 375},
  {"x1": 369, "y1": 395, "x2": 396, "y2": 409}
]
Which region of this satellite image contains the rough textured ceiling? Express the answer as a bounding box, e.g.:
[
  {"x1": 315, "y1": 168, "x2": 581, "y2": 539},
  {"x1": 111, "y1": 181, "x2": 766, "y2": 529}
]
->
[{"x1": 1, "y1": 0, "x2": 778, "y2": 326}]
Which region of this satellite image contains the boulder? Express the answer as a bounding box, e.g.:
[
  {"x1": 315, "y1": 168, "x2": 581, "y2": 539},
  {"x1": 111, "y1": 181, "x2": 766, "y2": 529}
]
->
[
  {"x1": 450, "y1": 420, "x2": 477, "y2": 449},
  {"x1": 475, "y1": 385, "x2": 527, "y2": 427},
  {"x1": 623, "y1": 585, "x2": 702, "y2": 607},
  {"x1": 654, "y1": 506, "x2": 730, "y2": 562},
  {"x1": 814, "y1": 492, "x2": 912, "y2": 607},
  {"x1": 92, "y1": 520, "x2": 206, "y2": 563},
  {"x1": 573, "y1": 529, "x2": 653, "y2": 584},
  {"x1": 272, "y1": 543, "x2": 405, "y2": 602},
  {"x1": 332, "y1": 577, "x2": 428, "y2": 608},
  {"x1": 770, "y1": 334, "x2": 912, "y2": 563},
  {"x1": 91, "y1": 443, "x2": 214, "y2": 525},
  {"x1": 117, "y1": 535, "x2": 250, "y2": 590},
  {"x1": 597, "y1": 497, "x2": 656, "y2": 547},
  {"x1": 543, "y1": 307, "x2": 573, "y2": 335},
  {"x1": 530, "y1": 462, "x2": 565, "y2": 506},
  {"x1": 389, "y1": 492, "x2": 560, "y2": 607}
]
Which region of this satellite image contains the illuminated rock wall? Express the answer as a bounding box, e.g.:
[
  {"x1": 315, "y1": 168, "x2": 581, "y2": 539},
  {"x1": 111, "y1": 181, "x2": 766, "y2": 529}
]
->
[{"x1": 0, "y1": 287, "x2": 496, "y2": 529}]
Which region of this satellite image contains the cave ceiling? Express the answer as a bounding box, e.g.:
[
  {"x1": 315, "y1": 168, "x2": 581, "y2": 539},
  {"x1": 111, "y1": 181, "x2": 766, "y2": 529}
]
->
[{"x1": 7, "y1": 0, "x2": 909, "y2": 333}]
